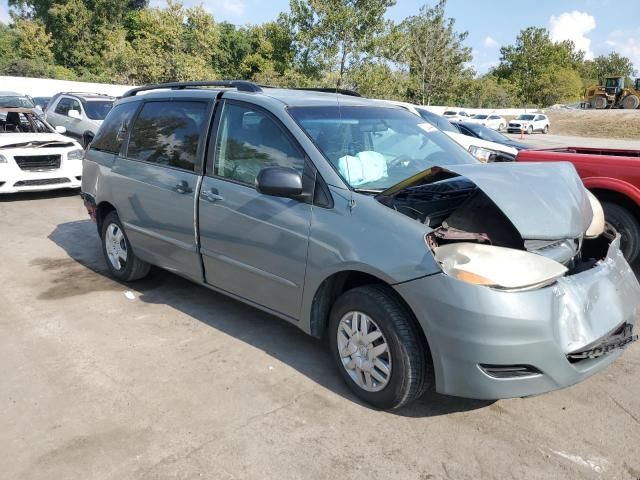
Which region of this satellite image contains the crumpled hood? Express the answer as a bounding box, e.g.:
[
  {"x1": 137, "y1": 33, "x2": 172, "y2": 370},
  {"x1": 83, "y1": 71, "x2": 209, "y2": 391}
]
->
[
  {"x1": 0, "y1": 132, "x2": 78, "y2": 148},
  {"x1": 443, "y1": 162, "x2": 593, "y2": 240}
]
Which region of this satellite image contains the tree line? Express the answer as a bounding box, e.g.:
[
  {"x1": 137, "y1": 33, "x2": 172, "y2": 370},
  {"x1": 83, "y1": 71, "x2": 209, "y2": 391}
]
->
[{"x1": 0, "y1": 0, "x2": 636, "y2": 107}]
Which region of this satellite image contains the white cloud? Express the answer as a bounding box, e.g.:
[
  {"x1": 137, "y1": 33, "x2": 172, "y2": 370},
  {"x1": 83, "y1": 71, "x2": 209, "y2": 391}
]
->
[
  {"x1": 606, "y1": 29, "x2": 640, "y2": 75},
  {"x1": 0, "y1": 3, "x2": 10, "y2": 24},
  {"x1": 483, "y1": 36, "x2": 499, "y2": 49},
  {"x1": 549, "y1": 11, "x2": 596, "y2": 59}
]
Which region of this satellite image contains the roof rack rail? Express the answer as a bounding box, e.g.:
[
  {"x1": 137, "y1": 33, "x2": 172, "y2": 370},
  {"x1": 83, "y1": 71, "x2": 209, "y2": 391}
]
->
[
  {"x1": 291, "y1": 87, "x2": 361, "y2": 97},
  {"x1": 121, "y1": 80, "x2": 262, "y2": 98},
  {"x1": 60, "y1": 92, "x2": 113, "y2": 97}
]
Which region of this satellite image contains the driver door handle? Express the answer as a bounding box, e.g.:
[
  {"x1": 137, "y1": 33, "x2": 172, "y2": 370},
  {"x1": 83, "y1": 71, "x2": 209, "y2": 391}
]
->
[
  {"x1": 174, "y1": 181, "x2": 193, "y2": 194},
  {"x1": 202, "y1": 188, "x2": 224, "y2": 203}
]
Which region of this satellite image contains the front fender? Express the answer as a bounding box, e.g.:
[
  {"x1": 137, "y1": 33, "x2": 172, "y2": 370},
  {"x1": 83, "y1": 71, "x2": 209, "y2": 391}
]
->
[{"x1": 582, "y1": 176, "x2": 640, "y2": 206}]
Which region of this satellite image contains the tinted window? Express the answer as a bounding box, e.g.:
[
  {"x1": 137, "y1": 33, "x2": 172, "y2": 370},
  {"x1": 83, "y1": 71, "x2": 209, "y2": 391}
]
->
[
  {"x1": 55, "y1": 98, "x2": 71, "y2": 115},
  {"x1": 91, "y1": 101, "x2": 139, "y2": 154},
  {"x1": 84, "y1": 100, "x2": 114, "y2": 120},
  {"x1": 127, "y1": 101, "x2": 208, "y2": 172},
  {"x1": 0, "y1": 95, "x2": 34, "y2": 108},
  {"x1": 214, "y1": 103, "x2": 305, "y2": 185}
]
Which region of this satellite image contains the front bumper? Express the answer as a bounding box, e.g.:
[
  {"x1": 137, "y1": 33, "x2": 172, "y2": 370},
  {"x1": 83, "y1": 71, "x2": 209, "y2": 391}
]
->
[
  {"x1": 395, "y1": 236, "x2": 640, "y2": 399},
  {"x1": 0, "y1": 161, "x2": 82, "y2": 193}
]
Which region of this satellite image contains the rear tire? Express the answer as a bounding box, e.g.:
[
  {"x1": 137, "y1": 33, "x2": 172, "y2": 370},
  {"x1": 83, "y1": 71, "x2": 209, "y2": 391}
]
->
[
  {"x1": 621, "y1": 95, "x2": 640, "y2": 110},
  {"x1": 602, "y1": 202, "x2": 640, "y2": 264},
  {"x1": 543, "y1": 125, "x2": 549, "y2": 134},
  {"x1": 591, "y1": 96, "x2": 607, "y2": 109},
  {"x1": 498, "y1": 123, "x2": 505, "y2": 131},
  {"x1": 328, "y1": 285, "x2": 433, "y2": 410},
  {"x1": 101, "y1": 211, "x2": 150, "y2": 281}
]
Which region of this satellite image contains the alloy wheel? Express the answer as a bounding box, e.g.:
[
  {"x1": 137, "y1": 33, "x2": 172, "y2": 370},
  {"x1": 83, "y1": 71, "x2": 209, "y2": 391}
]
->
[{"x1": 105, "y1": 223, "x2": 128, "y2": 271}]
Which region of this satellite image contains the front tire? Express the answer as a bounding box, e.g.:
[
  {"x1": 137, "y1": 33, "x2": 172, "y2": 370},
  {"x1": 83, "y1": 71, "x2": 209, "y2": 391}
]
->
[
  {"x1": 527, "y1": 125, "x2": 533, "y2": 134},
  {"x1": 543, "y1": 125, "x2": 549, "y2": 134},
  {"x1": 101, "y1": 211, "x2": 150, "y2": 281},
  {"x1": 329, "y1": 285, "x2": 433, "y2": 410},
  {"x1": 602, "y1": 202, "x2": 640, "y2": 264}
]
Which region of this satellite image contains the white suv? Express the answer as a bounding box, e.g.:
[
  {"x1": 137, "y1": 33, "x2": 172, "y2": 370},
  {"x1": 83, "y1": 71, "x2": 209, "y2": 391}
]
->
[
  {"x1": 507, "y1": 114, "x2": 550, "y2": 134},
  {"x1": 442, "y1": 109, "x2": 470, "y2": 122}
]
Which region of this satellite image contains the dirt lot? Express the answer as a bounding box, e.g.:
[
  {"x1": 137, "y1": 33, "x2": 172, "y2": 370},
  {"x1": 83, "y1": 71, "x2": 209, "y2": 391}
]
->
[
  {"x1": 2, "y1": 191, "x2": 640, "y2": 480},
  {"x1": 544, "y1": 109, "x2": 640, "y2": 140}
]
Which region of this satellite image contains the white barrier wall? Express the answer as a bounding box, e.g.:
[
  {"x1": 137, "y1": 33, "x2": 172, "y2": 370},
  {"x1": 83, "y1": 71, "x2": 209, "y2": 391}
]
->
[
  {"x1": 0, "y1": 76, "x2": 135, "y2": 97},
  {"x1": 0, "y1": 76, "x2": 543, "y2": 115}
]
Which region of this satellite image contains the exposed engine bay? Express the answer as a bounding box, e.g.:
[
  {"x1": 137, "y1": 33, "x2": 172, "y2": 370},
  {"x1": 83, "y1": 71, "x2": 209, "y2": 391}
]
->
[{"x1": 376, "y1": 166, "x2": 611, "y2": 285}]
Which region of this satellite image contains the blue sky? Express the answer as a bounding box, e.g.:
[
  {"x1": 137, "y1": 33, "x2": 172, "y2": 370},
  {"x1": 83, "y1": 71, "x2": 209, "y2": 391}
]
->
[{"x1": 2, "y1": 0, "x2": 639, "y2": 74}]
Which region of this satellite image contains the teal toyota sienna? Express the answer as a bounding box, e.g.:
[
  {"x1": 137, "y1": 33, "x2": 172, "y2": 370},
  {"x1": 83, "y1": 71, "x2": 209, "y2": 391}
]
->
[{"x1": 81, "y1": 81, "x2": 639, "y2": 410}]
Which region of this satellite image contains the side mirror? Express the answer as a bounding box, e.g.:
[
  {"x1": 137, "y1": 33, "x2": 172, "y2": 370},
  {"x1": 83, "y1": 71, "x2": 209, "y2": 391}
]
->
[
  {"x1": 68, "y1": 109, "x2": 81, "y2": 119},
  {"x1": 55, "y1": 125, "x2": 67, "y2": 134},
  {"x1": 256, "y1": 167, "x2": 303, "y2": 198}
]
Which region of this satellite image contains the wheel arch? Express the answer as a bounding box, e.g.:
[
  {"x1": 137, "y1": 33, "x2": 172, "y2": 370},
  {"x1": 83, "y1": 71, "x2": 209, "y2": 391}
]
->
[
  {"x1": 96, "y1": 201, "x2": 116, "y2": 234},
  {"x1": 585, "y1": 178, "x2": 640, "y2": 223}
]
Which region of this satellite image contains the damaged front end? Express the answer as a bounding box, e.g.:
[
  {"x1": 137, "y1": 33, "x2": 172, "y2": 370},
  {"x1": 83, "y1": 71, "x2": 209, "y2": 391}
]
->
[{"x1": 379, "y1": 162, "x2": 640, "y2": 367}]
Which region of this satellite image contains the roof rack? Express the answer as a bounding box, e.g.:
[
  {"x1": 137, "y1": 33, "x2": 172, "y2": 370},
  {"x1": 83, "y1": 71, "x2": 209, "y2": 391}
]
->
[
  {"x1": 290, "y1": 87, "x2": 361, "y2": 97},
  {"x1": 60, "y1": 92, "x2": 114, "y2": 97},
  {"x1": 122, "y1": 80, "x2": 262, "y2": 98}
]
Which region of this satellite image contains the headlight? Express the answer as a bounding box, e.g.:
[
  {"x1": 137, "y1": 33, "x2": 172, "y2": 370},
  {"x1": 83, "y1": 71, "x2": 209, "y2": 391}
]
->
[
  {"x1": 67, "y1": 149, "x2": 84, "y2": 160},
  {"x1": 0, "y1": 154, "x2": 7, "y2": 164},
  {"x1": 433, "y1": 242, "x2": 568, "y2": 291},
  {"x1": 468, "y1": 145, "x2": 497, "y2": 163},
  {"x1": 585, "y1": 190, "x2": 605, "y2": 238}
]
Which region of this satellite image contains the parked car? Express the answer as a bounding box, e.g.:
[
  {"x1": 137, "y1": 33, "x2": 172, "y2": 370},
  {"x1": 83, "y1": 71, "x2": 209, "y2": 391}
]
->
[
  {"x1": 82, "y1": 81, "x2": 639, "y2": 410},
  {"x1": 45, "y1": 92, "x2": 115, "y2": 147},
  {"x1": 442, "y1": 109, "x2": 470, "y2": 122},
  {"x1": 384, "y1": 100, "x2": 518, "y2": 162},
  {"x1": 507, "y1": 114, "x2": 550, "y2": 134},
  {"x1": 517, "y1": 146, "x2": 640, "y2": 263},
  {"x1": 456, "y1": 122, "x2": 530, "y2": 151},
  {"x1": 32, "y1": 96, "x2": 52, "y2": 111},
  {"x1": 467, "y1": 113, "x2": 507, "y2": 131},
  {"x1": 0, "y1": 107, "x2": 84, "y2": 193}
]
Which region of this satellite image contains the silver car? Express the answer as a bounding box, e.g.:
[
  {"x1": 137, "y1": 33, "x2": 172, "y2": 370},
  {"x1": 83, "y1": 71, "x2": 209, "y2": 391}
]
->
[
  {"x1": 45, "y1": 92, "x2": 115, "y2": 146},
  {"x1": 81, "y1": 81, "x2": 640, "y2": 410}
]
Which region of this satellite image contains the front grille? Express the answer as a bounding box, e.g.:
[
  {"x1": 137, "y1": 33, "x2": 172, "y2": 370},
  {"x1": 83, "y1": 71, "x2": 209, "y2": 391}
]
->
[
  {"x1": 479, "y1": 364, "x2": 542, "y2": 378},
  {"x1": 567, "y1": 323, "x2": 637, "y2": 363},
  {"x1": 509, "y1": 123, "x2": 521, "y2": 128},
  {"x1": 13, "y1": 155, "x2": 61, "y2": 171},
  {"x1": 13, "y1": 178, "x2": 70, "y2": 187}
]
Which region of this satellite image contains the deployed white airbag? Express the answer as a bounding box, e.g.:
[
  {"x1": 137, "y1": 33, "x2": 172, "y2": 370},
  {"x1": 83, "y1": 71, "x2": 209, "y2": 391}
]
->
[{"x1": 338, "y1": 151, "x2": 387, "y2": 186}]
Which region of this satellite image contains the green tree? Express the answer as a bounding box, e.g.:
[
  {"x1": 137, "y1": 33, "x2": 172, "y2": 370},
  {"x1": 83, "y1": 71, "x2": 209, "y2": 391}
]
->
[
  {"x1": 494, "y1": 27, "x2": 584, "y2": 106},
  {"x1": 399, "y1": 0, "x2": 473, "y2": 105},
  {"x1": 289, "y1": 0, "x2": 395, "y2": 87},
  {"x1": 538, "y1": 66, "x2": 583, "y2": 106},
  {"x1": 581, "y1": 52, "x2": 635, "y2": 85}
]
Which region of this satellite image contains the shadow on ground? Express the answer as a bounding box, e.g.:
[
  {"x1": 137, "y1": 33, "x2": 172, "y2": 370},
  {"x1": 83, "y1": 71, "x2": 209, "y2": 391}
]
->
[
  {"x1": 46, "y1": 219, "x2": 493, "y2": 418},
  {"x1": 0, "y1": 189, "x2": 80, "y2": 202}
]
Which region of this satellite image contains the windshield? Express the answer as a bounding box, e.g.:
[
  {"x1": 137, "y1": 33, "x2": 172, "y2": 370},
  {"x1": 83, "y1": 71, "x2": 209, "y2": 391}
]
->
[
  {"x1": 516, "y1": 114, "x2": 535, "y2": 120},
  {"x1": 0, "y1": 95, "x2": 35, "y2": 108},
  {"x1": 289, "y1": 106, "x2": 477, "y2": 190},
  {"x1": 1, "y1": 110, "x2": 54, "y2": 133},
  {"x1": 84, "y1": 100, "x2": 114, "y2": 120},
  {"x1": 416, "y1": 108, "x2": 458, "y2": 134},
  {"x1": 443, "y1": 111, "x2": 457, "y2": 116},
  {"x1": 471, "y1": 114, "x2": 488, "y2": 119},
  {"x1": 463, "y1": 123, "x2": 511, "y2": 143}
]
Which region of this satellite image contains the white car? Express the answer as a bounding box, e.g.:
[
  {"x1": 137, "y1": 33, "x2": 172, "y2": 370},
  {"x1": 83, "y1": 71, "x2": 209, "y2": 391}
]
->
[
  {"x1": 382, "y1": 101, "x2": 518, "y2": 162},
  {"x1": 467, "y1": 114, "x2": 507, "y2": 131},
  {"x1": 0, "y1": 108, "x2": 84, "y2": 193},
  {"x1": 442, "y1": 109, "x2": 471, "y2": 122},
  {"x1": 507, "y1": 114, "x2": 550, "y2": 134}
]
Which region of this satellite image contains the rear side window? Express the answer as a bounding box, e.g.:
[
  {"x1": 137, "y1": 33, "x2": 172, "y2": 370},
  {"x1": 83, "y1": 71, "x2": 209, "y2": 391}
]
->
[
  {"x1": 127, "y1": 101, "x2": 208, "y2": 172},
  {"x1": 213, "y1": 102, "x2": 305, "y2": 185},
  {"x1": 91, "y1": 101, "x2": 139, "y2": 154},
  {"x1": 54, "y1": 98, "x2": 71, "y2": 115}
]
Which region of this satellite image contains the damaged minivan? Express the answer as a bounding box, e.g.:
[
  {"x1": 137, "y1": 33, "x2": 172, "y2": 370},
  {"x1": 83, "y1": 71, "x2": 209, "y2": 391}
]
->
[{"x1": 82, "y1": 82, "x2": 640, "y2": 410}]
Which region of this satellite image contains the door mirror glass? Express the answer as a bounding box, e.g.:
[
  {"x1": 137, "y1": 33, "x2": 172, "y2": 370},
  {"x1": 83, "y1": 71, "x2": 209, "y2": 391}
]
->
[
  {"x1": 68, "y1": 109, "x2": 81, "y2": 119},
  {"x1": 256, "y1": 167, "x2": 303, "y2": 197},
  {"x1": 54, "y1": 125, "x2": 67, "y2": 134}
]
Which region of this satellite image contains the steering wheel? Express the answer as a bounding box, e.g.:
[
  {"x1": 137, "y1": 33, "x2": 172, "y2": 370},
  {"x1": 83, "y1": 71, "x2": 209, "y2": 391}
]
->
[{"x1": 388, "y1": 154, "x2": 413, "y2": 169}]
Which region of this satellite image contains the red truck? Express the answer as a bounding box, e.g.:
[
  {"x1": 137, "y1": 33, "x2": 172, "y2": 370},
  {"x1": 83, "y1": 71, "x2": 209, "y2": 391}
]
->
[{"x1": 517, "y1": 147, "x2": 640, "y2": 263}]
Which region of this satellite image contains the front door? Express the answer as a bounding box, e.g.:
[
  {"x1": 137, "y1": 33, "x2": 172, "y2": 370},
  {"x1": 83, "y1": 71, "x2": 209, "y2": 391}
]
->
[
  {"x1": 110, "y1": 98, "x2": 211, "y2": 280},
  {"x1": 198, "y1": 100, "x2": 313, "y2": 319}
]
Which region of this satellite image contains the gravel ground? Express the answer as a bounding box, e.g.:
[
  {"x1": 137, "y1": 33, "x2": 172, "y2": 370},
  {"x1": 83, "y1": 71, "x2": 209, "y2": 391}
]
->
[{"x1": 1, "y1": 192, "x2": 640, "y2": 480}]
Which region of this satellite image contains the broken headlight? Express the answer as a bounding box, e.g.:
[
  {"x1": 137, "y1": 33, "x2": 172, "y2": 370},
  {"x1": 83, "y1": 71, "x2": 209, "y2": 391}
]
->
[
  {"x1": 585, "y1": 190, "x2": 605, "y2": 238},
  {"x1": 433, "y1": 242, "x2": 568, "y2": 291},
  {"x1": 67, "y1": 149, "x2": 84, "y2": 161},
  {"x1": 468, "y1": 145, "x2": 497, "y2": 163}
]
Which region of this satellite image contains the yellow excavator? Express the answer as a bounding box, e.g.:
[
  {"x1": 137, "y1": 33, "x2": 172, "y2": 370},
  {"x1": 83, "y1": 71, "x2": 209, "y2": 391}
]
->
[{"x1": 583, "y1": 76, "x2": 640, "y2": 109}]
